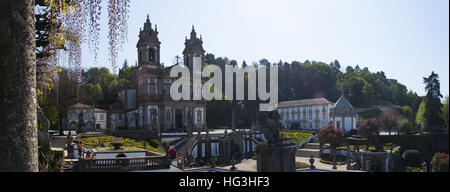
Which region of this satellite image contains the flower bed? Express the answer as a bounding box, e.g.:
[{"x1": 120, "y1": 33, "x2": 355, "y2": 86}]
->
[
  {"x1": 319, "y1": 159, "x2": 346, "y2": 165},
  {"x1": 281, "y1": 131, "x2": 314, "y2": 146},
  {"x1": 74, "y1": 135, "x2": 163, "y2": 153}
]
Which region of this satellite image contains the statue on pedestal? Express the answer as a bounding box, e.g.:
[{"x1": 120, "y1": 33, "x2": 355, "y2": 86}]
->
[
  {"x1": 265, "y1": 110, "x2": 281, "y2": 145},
  {"x1": 256, "y1": 110, "x2": 296, "y2": 172},
  {"x1": 67, "y1": 131, "x2": 74, "y2": 159},
  {"x1": 309, "y1": 155, "x2": 316, "y2": 169}
]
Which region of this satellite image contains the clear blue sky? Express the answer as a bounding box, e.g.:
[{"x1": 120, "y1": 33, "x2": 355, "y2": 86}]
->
[{"x1": 77, "y1": 0, "x2": 449, "y2": 97}]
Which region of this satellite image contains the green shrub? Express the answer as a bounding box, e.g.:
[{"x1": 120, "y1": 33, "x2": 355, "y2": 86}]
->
[
  {"x1": 405, "y1": 166, "x2": 421, "y2": 172},
  {"x1": 320, "y1": 154, "x2": 346, "y2": 165},
  {"x1": 392, "y1": 146, "x2": 405, "y2": 171},
  {"x1": 402, "y1": 149, "x2": 423, "y2": 167},
  {"x1": 148, "y1": 139, "x2": 160, "y2": 148},
  {"x1": 295, "y1": 162, "x2": 310, "y2": 169},
  {"x1": 432, "y1": 153, "x2": 449, "y2": 172},
  {"x1": 319, "y1": 159, "x2": 346, "y2": 165},
  {"x1": 161, "y1": 141, "x2": 170, "y2": 152},
  {"x1": 38, "y1": 140, "x2": 65, "y2": 172},
  {"x1": 379, "y1": 135, "x2": 432, "y2": 158}
]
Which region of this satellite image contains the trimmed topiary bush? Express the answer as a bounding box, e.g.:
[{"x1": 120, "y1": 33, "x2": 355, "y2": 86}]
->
[
  {"x1": 161, "y1": 141, "x2": 170, "y2": 152},
  {"x1": 168, "y1": 146, "x2": 177, "y2": 159},
  {"x1": 148, "y1": 139, "x2": 160, "y2": 148},
  {"x1": 392, "y1": 146, "x2": 405, "y2": 172},
  {"x1": 402, "y1": 149, "x2": 422, "y2": 167}
]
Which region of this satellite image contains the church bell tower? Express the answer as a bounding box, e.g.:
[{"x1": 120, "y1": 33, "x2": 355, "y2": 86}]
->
[
  {"x1": 137, "y1": 14, "x2": 161, "y2": 67},
  {"x1": 183, "y1": 26, "x2": 205, "y2": 71}
]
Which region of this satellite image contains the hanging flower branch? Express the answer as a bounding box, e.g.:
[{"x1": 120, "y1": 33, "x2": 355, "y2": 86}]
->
[
  {"x1": 65, "y1": 0, "x2": 84, "y2": 98},
  {"x1": 108, "y1": 0, "x2": 130, "y2": 73},
  {"x1": 83, "y1": 0, "x2": 102, "y2": 65},
  {"x1": 36, "y1": 0, "x2": 75, "y2": 91},
  {"x1": 39, "y1": 0, "x2": 131, "y2": 97}
]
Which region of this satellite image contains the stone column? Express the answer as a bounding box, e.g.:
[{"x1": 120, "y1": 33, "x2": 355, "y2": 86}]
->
[
  {"x1": 342, "y1": 116, "x2": 346, "y2": 131},
  {"x1": 160, "y1": 105, "x2": 165, "y2": 132},
  {"x1": 249, "y1": 133, "x2": 254, "y2": 155},
  {"x1": 351, "y1": 114, "x2": 354, "y2": 130},
  {"x1": 143, "y1": 105, "x2": 147, "y2": 129},
  {"x1": 197, "y1": 138, "x2": 203, "y2": 163},
  {"x1": 231, "y1": 108, "x2": 236, "y2": 131}
]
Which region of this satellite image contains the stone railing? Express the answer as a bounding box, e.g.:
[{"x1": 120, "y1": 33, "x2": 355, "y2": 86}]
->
[
  {"x1": 78, "y1": 155, "x2": 169, "y2": 172},
  {"x1": 297, "y1": 134, "x2": 317, "y2": 149}
]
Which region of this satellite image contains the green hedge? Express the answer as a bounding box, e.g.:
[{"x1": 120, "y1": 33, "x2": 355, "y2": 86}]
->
[
  {"x1": 432, "y1": 153, "x2": 449, "y2": 172},
  {"x1": 38, "y1": 140, "x2": 65, "y2": 172},
  {"x1": 402, "y1": 149, "x2": 423, "y2": 167},
  {"x1": 379, "y1": 135, "x2": 432, "y2": 158},
  {"x1": 319, "y1": 159, "x2": 346, "y2": 165}
]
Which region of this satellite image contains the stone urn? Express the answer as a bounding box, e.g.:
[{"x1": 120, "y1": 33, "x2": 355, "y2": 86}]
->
[
  {"x1": 211, "y1": 158, "x2": 217, "y2": 168},
  {"x1": 230, "y1": 158, "x2": 237, "y2": 171},
  {"x1": 309, "y1": 155, "x2": 316, "y2": 169}
]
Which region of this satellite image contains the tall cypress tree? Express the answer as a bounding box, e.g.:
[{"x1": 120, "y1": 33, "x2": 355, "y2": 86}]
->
[{"x1": 423, "y1": 71, "x2": 444, "y2": 133}]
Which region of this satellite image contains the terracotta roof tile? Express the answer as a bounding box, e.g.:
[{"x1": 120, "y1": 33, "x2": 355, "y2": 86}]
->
[
  {"x1": 68, "y1": 103, "x2": 93, "y2": 109},
  {"x1": 278, "y1": 98, "x2": 333, "y2": 108}
]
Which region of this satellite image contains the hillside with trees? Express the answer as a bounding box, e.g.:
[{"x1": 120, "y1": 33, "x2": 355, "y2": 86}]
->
[
  {"x1": 36, "y1": 53, "x2": 445, "y2": 134},
  {"x1": 203, "y1": 54, "x2": 424, "y2": 129}
]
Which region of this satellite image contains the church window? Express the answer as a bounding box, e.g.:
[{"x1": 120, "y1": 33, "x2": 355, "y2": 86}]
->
[
  {"x1": 315, "y1": 108, "x2": 319, "y2": 120},
  {"x1": 150, "y1": 109, "x2": 157, "y2": 123},
  {"x1": 165, "y1": 85, "x2": 170, "y2": 96},
  {"x1": 166, "y1": 110, "x2": 171, "y2": 122},
  {"x1": 149, "y1": 48, "x2": 155, "y2": 62},
  {"x1": 197, "y1": 109, "x2": 203, "y2": 123}
]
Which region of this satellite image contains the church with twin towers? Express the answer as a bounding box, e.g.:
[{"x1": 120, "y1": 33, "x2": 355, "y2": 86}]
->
[{"x1": 109, "y1": 14, "x2": 207, "y2": 135}]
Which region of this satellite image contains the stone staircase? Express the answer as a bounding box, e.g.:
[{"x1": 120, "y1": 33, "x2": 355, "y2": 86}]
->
[
  {"x1": 296, "y1": 137, "x2": 320, "y2": 158},
  {"x1": 176, "y1": 135, "x2": 198, "y2": 159}
]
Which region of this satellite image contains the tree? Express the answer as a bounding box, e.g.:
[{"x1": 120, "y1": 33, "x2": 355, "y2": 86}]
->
[
  {"x1": 415, "y1": 99, "x2": 427, "y2": 130},
  {"x1": 318, "y1": 124, "x2": 344, "y2": 152},
  {"x1": 84, "y1": 83, "x2": 103, "y2": 105},
  {"x1": 56, "y1": 69, "x2": 77, "y2": 135},
  {"x1": 358, "y1": 119, "x2": 381, "y2": 150},
  {"x1": 37, "y1": 93, "x2": 58, "y2": 129},
  {"x1": 423, "y1": 72, "x2": 444, "y2": 133},
  {"x1": 2, "y1": 0, "x2": 131, "y2": 171},
  {"x1": 362, "y1": 83, "x2": 376, "y2": 105},
  {"x1": 441, "y1": 96, "x2": 449, "y2": 132},
  {"x1": 0, "y1": 0, "x2": 38, "y2": 171},
  {"x1": 346, "y1": 66, "x2": 355, "y2": 73},
  {"x1": 379, "y1": 111, "x2": 397, "y2": 136}
]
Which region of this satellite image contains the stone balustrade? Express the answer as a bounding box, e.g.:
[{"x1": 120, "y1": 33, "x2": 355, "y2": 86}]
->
[{"x1": 78, "y1": 155, "x2": 169, "y2": 172}]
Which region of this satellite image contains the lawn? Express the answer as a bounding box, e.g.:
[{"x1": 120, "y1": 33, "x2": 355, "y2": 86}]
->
[
  {"x1": 295, "y1": 161, "x2": 310, "y2": 169},
  {"x1": 335, "y1": 143, "x2": 398, "y2": 151},
  {"x1": 74, "y1": 134, "x2": 163, "y2": 153},
  {"x1": 281, "y1": 131, "x2": 314, "y2": 146}
]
